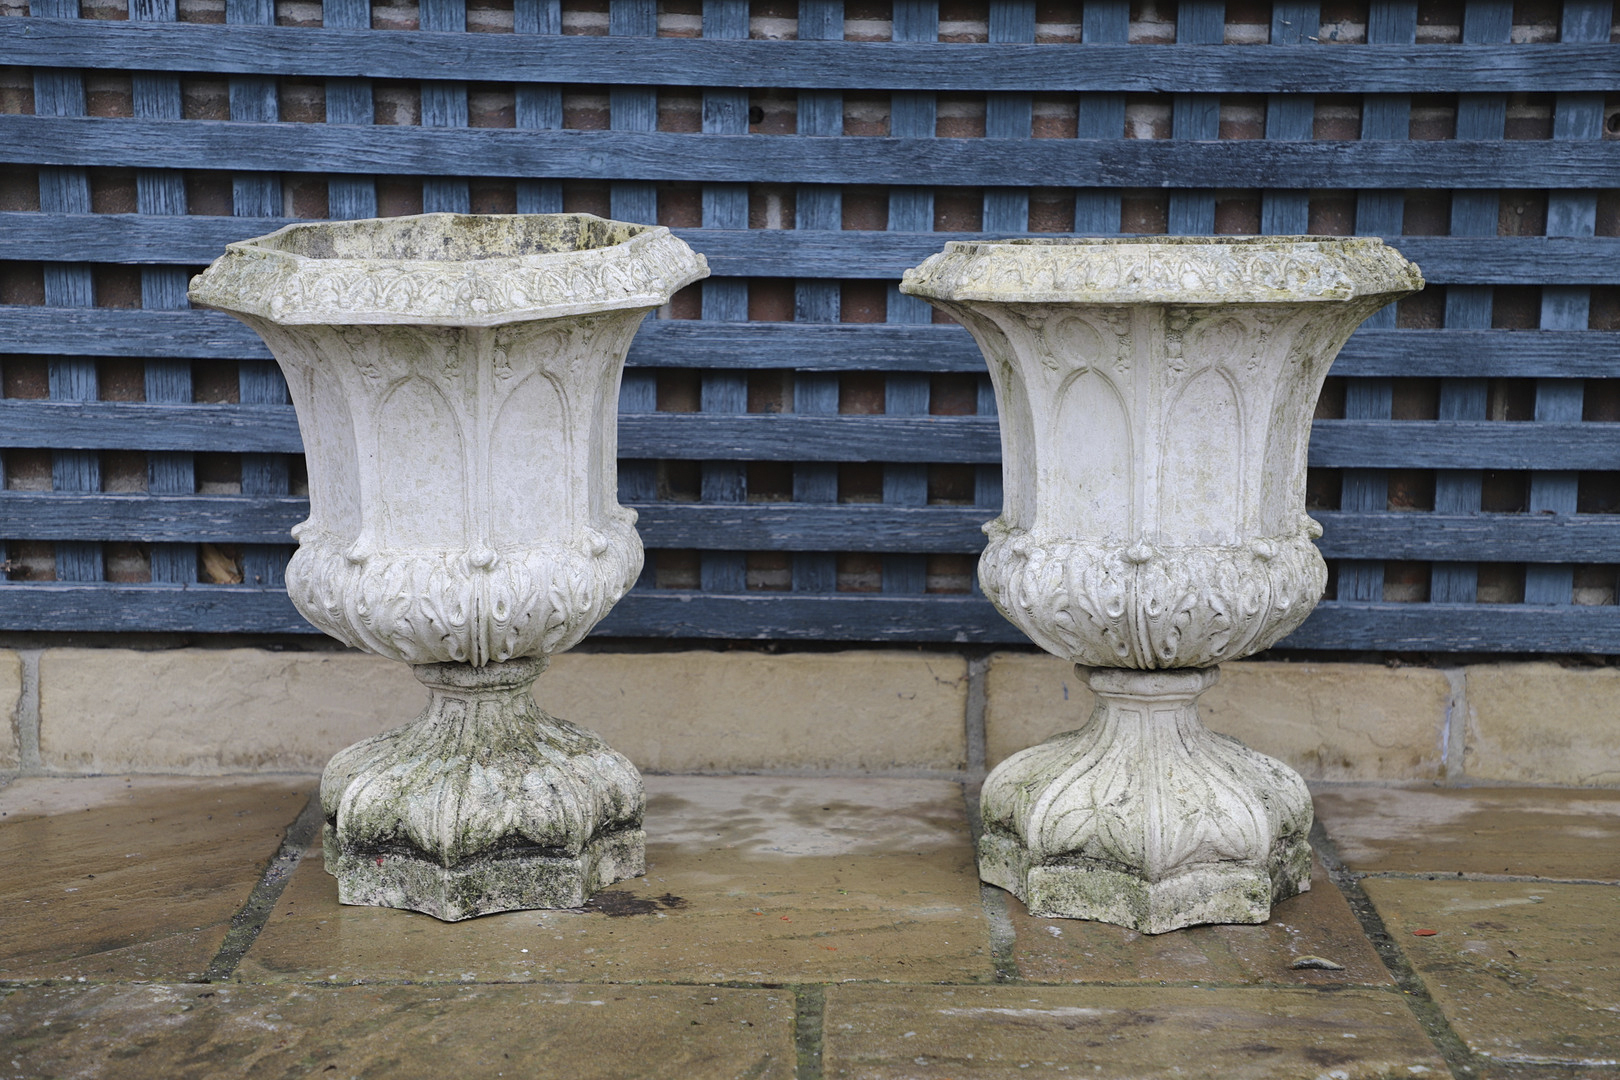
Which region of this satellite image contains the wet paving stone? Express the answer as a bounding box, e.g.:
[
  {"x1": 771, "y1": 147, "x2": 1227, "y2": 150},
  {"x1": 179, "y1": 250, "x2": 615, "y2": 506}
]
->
[
  {"x1": 821, "y1": 984, "x2": 1447, "y2": 1078},
  {"x1": 1312, "y1": 785, "x2": 1620, "y2": 880},
  {"x1": 0, "y1": 981, "x2": 794, "y2": 1080},
  {"x1": 1364, "y1": 878, "x2": 1620, "y2": 1067},
  {"x1": 0, "y1": 776, "x2": 312, "y2": 982},
  {"x1": 238, "y1": 776, "x2": 994, "y2": 984},
  {"x1": 1009, "y1": 858, "x2": 1392, "y2": 986}
]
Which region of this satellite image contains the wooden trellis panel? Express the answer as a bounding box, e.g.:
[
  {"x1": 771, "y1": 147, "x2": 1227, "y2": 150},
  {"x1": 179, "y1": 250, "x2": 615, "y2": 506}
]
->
[{"x1": 0, "y1": 0, "x2": 1618, "y2": 653}]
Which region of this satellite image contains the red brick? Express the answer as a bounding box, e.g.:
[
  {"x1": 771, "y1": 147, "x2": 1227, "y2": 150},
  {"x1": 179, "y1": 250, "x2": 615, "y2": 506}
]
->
[
  {"x1": 92, "y1": 266, "x2": 142, "y2": 310},
  {"x1": 934, "y1": 189, "x2": 982, "y2": 232},
  {"x1": 1308, "y1": 194, "x2": 1357, "y2": 235},
  {"x1": 1491, "y1": 285, "x2": 1543, "y2": 329},
  {"x1": 193, "y1": 361, "x2": 239, "y2": 405},
  {"x1": 747, "y1": 280, "x2": 795, "y2": 322},
  {"x1": 0, "y1": 265, "x2": 43, "y2": 306},
  {"x1": 561, "y1": 181, "x2": 610, "y2": 217},
  {"x1": 841, "y1": 280, "x2": 887, "y2": 321},
  {"x1": 2, "y1": 357, "x2": 48, "y2": 399},
  {"x1": 1214, "y1": 194, "x2": 1261, "y2": 234},
  {"x1": 653, "y1": 548, "x2": 700, "y2": 589},
  {"x1": 836, "y1": 552, "x2": 882, "y2": 591},
  {"x1": 376, "y1": 179, "x2": 424, "y2": 217},
  {"x1": 655, "y1": 186, "x2": 701, "y2": 228},
  {"x1": 839, "y1": 372, "x2": 885, "y2": 414},
  {"x1": 656, "y1": 369, "x2": 701, "y2": 413},
  {"x1": 842, "y1": 188, "x2": 888, "y2": 230},
  {"x1": 468, "y1": 181, "x2": 516, "y2": 214},
  {"x1": 1396, "y1": 289, "x2": 1445, "y2": 329}
]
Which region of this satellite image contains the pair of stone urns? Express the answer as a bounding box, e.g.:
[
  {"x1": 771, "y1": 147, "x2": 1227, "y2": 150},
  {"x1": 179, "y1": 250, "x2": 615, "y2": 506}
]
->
[{"x1": 190, "y1": 213, "x2": 1422, "y2": 933}]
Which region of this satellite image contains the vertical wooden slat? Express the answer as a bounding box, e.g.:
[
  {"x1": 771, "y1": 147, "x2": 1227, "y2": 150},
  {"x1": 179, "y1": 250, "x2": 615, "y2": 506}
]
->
[
  {"x1": 227, "y1": 0, "x2": 281, "y2": 217},
  {"x1": 31, "y1": 0, "x2": 101, "y2": 583},
  {"x1": 324, "y1": 0, "x2": 376, "y2": 219},
  {"x1": 131, "y1": 0, "x2": 197, "y2": 584},
  {"x1": 791, "y1": 0, "x2": 843, "y2": 594},
  {"x1": 1524, "y1": 0, "x2": 1610, "y2": 604},
  {"x1": 1074, "y1": 0, "x2": 1128, "y2": 234},
  {"x1": 228, "y1": 0, "x2": 290, "y2": 588},
  {"x1": 697, "y1": 0, "x2": 750, "y2": 593},
  {"x1": 1260, "y1": 0, "x2": 1318, "y2": 234},
  {"x1": 1339, "y1": 0, "x2": 1417, "y2": 603},
  {"x1": 1429, "y1": 0, "x2": 1509, "y2": 602},
  {"x1": 982, "y1": 0, "x2": 1034, "y2": 233},
  {"x1": 515, "y1": 0, "x2": 564, "y2": 214},
  {"x1": 612, "y1": 0, "x2": 660, "y2": 589},
  {"x1": 420, "y1": 0, "x2": 470, "y2": 213},
  {"x1": 1167, "y1": 0, "x2": 1224, "y2": 235},
  {"x1": 609, "y1": 0, "x2": 658, "y2": 224},
  {"x1": 882, "y1": 0, "x2": 938, "y2": 595}
]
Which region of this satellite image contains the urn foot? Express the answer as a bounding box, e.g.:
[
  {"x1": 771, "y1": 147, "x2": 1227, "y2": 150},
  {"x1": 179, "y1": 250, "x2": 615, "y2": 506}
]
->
[
  {"x1": 320, "y1": 657, "x2": 645, "y2": 921},
  {"x1": 977, "y1": 666, "x2": 1313, "y2": 934}
]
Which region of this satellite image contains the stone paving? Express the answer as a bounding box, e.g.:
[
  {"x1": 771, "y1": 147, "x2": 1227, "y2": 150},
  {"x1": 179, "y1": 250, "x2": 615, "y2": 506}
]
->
[{"x1": 1, "y1": 774, "x2": 1616, "y2": 1079}]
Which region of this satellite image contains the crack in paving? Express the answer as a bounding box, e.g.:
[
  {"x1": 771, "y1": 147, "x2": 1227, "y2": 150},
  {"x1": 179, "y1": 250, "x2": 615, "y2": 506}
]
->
[
  {"x1": 793, "y1": 983, "x2": 824, "y2": 1080},
  {"x1": 201, "y1": 791, "x2": 324, "y2": 983},
  {"x1": 1312, "y1": 818, "x2": 1481, "y2": 1080},
  {"x1": 962, "y1": 781, "x2": 1020, "y2": 982}
]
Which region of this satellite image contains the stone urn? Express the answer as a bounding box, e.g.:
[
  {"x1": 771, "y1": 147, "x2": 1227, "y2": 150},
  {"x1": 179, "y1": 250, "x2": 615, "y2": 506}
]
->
[
  {"x1": 189, "y1": 213, "x2": 708, "y2": 920},
  {"x1": 901, "y1": 237, "x2": 1423, "y2": 933}
]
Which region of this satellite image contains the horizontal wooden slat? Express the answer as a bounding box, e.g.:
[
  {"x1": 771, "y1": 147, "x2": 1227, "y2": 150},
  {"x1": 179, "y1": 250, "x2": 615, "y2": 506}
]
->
[
  {"x1": 5, "y1": 492, "x2": 1617, "y2": 562},
  {"x1": 1, "y1": 582, "x2": 1617, "y2": 651},
  {"x1": 3, "y1": 215, "x2": 1618, "y2": 286},
  {"x1": 1280, "y1": 601, "x2": 1620, "y2": 653},
  {"x1": 0, "y1": 492, "x2": 307, "y2": 543},
  {"x1": 1310, "y1": 510, "x2": 1620, "y2": 562},
  {"x1": 3, "y1": 306, "x2": 1617, "y2": 379},
  {"x1": 4, "y1": 401, "x2": 1618, "y2": 469},
  {"x1": 1308, "y1": 420, "x2": 1620, "y2": 470},
  {"x1": 5, "y1": 116, "x2": 1617, "y2": 189},
  {"x1": 7, "y1": 20, "x2": 1614, "y2": 94}
]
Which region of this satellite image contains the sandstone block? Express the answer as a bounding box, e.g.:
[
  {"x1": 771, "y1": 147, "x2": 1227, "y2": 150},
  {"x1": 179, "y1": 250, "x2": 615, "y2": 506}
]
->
[{"x1": 1464, "y1": 662, "x2": 1620, "y2": 786}]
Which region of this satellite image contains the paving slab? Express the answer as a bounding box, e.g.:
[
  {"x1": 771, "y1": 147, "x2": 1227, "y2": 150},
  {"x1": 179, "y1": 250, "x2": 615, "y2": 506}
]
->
[
  {"x1": 0, "y1": 775, "x2": 313, "y2": 981},
  {"x1": 822, "y1": 984, "x2": 1446, "y2": 1078},
  {"x1": 1364, "y1": 878, "x2": 1620, "y2": 1067},
  {"x1": 0, "y1": 981, "x2": 794, "y2": 1080},
  {"x1": 1312, "y1": 784, "x2": 1620, "y2": 880},
  {"x1": 240, "y1": 776, "x2": 994, "y2": 984},
  {"x1": 1009, "y1": 859, "x2": 1392, "y2": 986}
]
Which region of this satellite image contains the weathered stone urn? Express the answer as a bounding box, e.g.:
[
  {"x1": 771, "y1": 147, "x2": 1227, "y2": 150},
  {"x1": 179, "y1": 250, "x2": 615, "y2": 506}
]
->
[
  {"x1": 901, "y1": 237, "x2": 1423, "y2": 933},
  {"x1": 190, "y1": 213, "x2": 708, "y2": 920}
]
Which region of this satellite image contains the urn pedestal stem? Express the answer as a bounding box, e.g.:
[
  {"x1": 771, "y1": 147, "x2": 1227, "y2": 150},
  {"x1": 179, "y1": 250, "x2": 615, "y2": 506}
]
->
[
  {"x1": 901, "y1": 236, "x2": 1424, "y2": 932},
  {"x1": 978, "y1": 666, "x2": 1313, "y2": 934}
]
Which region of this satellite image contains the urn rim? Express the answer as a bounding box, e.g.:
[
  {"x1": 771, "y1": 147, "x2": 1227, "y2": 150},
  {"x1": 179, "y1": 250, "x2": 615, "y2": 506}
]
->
[
  {"x1": 899, "y1": 234, "x2": 1424, "y2": 307},
  {"x1": 187, "y1": 212, "x2": 710, "y2": 326}
]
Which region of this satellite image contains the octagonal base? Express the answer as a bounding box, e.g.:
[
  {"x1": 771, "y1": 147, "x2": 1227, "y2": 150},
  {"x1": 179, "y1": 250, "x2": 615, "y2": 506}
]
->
[
  {"x1": 324, "y1": 823, "x2": 645, "y2": 921},
  {"x1": 978, "y1": 829, "x2": 1311, "y2": 934}
]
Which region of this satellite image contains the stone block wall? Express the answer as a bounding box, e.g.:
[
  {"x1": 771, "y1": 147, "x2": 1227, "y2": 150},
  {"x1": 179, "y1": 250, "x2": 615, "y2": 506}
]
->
[{"x1": 3, "y1": 646, "x2": 1615, "y2": 786}]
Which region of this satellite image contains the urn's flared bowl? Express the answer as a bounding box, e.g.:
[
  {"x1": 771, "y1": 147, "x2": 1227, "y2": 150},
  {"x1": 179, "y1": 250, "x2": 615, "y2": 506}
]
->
[
  {"x1": 189, "y1": 213, "x2": 710, "y2": 667},
  {"x1": 902, "y1": 236, "x2": 1423, "y2": 668}
]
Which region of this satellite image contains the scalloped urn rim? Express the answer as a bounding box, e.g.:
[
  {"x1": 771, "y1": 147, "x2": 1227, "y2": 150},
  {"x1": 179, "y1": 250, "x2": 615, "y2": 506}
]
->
[
  {"x1": 899, "y1": 234, "x2": 1424, "y2": 307},
  {"x1": 187, "y1": 211, "x2": 710, "y2": 326}
]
